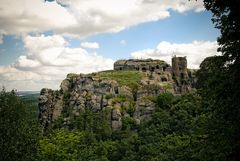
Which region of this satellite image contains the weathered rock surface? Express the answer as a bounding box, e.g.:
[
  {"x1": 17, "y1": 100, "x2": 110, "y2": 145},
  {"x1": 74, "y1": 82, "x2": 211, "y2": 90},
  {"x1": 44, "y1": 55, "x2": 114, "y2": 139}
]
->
[
  {"x1": 38, "y1": 57, "x2": 197, "y2": 131},
  {"x1": 134, "y1": 85, "x2": 163, "y2": 121},
  {"x1": 38, "y1": 88, "x2": 63, "y2": 130}
]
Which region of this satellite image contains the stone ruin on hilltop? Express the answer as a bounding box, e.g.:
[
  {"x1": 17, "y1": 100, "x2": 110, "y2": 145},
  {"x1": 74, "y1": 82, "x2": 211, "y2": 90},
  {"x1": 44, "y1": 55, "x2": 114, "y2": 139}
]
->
[
  {"x1": 38, "y1": 56, "x2": 197, "y2": 131},
  {"x1": 114, "y1": 56, "x2": 194, "y2": 89},
  {"x1": 114, "y1": 59, "x2": 171, "y2": 72}
]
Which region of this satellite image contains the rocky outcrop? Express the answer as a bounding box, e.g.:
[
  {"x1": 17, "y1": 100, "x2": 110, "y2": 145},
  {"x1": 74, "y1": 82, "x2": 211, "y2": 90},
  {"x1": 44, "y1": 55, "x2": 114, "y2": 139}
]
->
[
  {"x1": 38, "y1": 88, "x2": 63, "y2": 130},
  {"x1": 39, "y1": 72, "x2": 130, "y2": 130},
  {"x1": 134, "y1": 85, "x2": 163, "y2": 121},
  {"x1": 38, "y1": 58, "x2": 197, "y2": 131},
  {"x1": 111, "y1": 108, "x2": 122, "y2": 130}
]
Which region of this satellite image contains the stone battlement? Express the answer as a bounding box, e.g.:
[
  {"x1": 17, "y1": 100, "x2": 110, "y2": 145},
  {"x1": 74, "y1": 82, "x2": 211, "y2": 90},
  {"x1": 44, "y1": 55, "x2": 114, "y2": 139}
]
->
[
  {"x1": 114, "y1": 59, "x2": 171, "y2": 72},
  {"x1": 114, "y1": 57, "x2": 188, "y2": 76},
  {"x1": 114, "y1": 56, "x2": 192, "y2": 91}
]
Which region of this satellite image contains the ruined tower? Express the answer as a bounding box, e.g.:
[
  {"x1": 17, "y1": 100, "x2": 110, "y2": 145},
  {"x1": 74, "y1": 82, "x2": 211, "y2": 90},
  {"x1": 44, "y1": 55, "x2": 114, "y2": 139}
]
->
[{"x1": 171, "y1": 56, "x2": 188, "y2": 84}]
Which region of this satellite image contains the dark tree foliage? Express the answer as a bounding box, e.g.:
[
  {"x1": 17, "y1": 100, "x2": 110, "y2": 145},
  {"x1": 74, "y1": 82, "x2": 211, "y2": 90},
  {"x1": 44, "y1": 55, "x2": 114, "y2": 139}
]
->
[
  {"x1": 204, "y1": 0, "x2": 240, "y2": 63},
  {"x1": 197, "y1": 0, "x2": 240, "y2": 160},
  {"x1": 137, "y1": 93, "x2": 204, "y2": 161},
  {"x1": 0, "y1": 89, "x2": 40, "y2": 161},
  {"x1": 156, "y1": 92, "x2": 175, "y2": 110},
  {"x1": 197, "y1": 56, "x2": 234, "y2": 160}
]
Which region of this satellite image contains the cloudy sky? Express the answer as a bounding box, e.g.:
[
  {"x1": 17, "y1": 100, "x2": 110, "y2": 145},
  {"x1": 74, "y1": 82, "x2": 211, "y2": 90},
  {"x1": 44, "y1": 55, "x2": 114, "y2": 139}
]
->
[{"x1": 0, "y1": 0, "x2": 220, "y2": 91}]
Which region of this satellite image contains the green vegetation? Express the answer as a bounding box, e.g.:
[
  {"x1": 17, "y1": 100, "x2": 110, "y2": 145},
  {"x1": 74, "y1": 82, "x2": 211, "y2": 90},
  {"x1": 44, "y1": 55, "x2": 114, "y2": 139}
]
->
[
  {"x1": 99, "y1": 70, "x2": 143, "y2": 91},
  {"x1": 99, "y1": 70, "x2": 143, "y2": 101},
  {"x1": 140, "y1": 96, "x2": 156, "y2": 103},
  {"x1": 111, "y1": 94, "x2": 136, "y2": 116},
  {"x1": 161, "y1": 82, "x2": 173, "y2": 90},
  {"x1": 0, "y1": 89, "x2": 40, "y2": 161},
  {"x1": 142, "y1": 84, "x2": 161, "y2": 91},
  {"x1": 126, "y1": 101, "x2": 135, "y2": 117},
  {"x1": 198, "y1": 1, "x2": 240, "y2": 160},
  {"x1": 0, "y1": 85, "x2": 238, "y2": 161},
  {"x1": 156, "y1": 92, "x2": 175, "y2": 109},
  {"x1": 63, "y1": 91, "x2": 71, "y2": 101},
  {"x1": 36, "y1": 92, "x2": 207, "y2": 161},
  {"x1": 112, "y1": 94, "x2": 128, "y2": 104},
  {"x1": 122, "y1": 116, "x2": 137, "y2": 130},
  {"x1": 39, "y1": 129, "x2": 115, "y2": 161},
  {"x1": 105, "y1": 93, "x2": 114, "y2": 99},
  {"x1": 20, "y1": 93, "x2": 39, "y2": 118}
]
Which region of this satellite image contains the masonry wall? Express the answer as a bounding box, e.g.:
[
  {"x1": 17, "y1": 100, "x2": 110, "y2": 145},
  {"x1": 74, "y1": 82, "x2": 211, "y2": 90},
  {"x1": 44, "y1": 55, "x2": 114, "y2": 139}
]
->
[
  {"x1": 114, "y1": 59, "x2": 170, "y2": 73},
  {"x1": 172, "y1": 56, "x2": 188, "y2": 81}
]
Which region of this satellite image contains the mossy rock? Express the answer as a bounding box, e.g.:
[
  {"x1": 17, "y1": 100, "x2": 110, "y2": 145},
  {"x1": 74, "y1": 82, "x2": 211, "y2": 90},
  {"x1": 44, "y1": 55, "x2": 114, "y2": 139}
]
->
[{"x1": 67, "y1": 73, "x2": 79, "y2": 79}]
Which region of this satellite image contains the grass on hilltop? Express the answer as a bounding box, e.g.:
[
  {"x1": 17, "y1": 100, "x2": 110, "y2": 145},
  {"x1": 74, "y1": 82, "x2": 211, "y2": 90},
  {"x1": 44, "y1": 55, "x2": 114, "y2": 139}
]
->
[{"x1": 98, "y1": 70, "x2": 143, "y2": 89}]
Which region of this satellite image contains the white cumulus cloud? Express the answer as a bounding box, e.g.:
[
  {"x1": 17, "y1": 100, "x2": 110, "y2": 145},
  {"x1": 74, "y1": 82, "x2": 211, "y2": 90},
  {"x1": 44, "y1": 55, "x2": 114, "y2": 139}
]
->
[
  {"x1": 81, "y1": 42, "x2": 100, "y2": 49},
  {"x1": 0, "y1": 34, "x2": 114, "y2": 91},
  {"x1": 131, "y1": 41, "x2": 219, "y2": 69},
  {"x1": 120, "y1": 40, "x2": 127, "y2": 45},
  {"x1": 0, "y1": 0, "x2": 204, "y2": 38}
]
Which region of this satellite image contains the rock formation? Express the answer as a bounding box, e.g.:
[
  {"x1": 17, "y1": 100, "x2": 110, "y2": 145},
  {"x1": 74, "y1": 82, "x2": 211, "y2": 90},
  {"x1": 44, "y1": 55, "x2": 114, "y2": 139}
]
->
[{"x1": 39, "y1": 57, "x2": 196, "y2": 131}]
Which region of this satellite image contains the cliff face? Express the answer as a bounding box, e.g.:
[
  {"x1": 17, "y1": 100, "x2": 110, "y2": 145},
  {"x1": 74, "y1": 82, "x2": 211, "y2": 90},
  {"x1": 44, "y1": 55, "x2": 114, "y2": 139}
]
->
[{"x1": 39, "y1": 58, "x2": 196, "y2": 131}]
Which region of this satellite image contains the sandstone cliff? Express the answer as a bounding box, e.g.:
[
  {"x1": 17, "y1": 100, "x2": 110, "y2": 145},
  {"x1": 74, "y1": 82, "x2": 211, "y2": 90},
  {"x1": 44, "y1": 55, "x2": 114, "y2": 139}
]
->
[{"x1": 39, "y1": 58, "x2": 196, "y2": 131}]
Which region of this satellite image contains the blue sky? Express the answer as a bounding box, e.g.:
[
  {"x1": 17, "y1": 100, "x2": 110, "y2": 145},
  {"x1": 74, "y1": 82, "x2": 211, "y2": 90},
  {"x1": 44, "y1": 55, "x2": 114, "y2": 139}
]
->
[
  {"x1": 0, "y1": 0, "x2": 220, "y2": 90},
  {"x1": 0, "y1": 10, "x2": 219, "y2": 65},
  {"x1": 85, "y1": 10, "x2": 219, "y2": 60}
]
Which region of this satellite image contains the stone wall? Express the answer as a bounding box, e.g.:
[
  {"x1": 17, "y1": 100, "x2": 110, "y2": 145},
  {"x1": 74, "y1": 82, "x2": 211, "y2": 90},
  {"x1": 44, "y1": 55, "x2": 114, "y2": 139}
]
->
[
  {"x1": 171, "y1": 56, "x2": 197, "y2": 93},
  {"x1": 172, "y1": 56, "x2": 188, "y2": 82},
  {"x1": 114, "y1": 59, "x2": 170, "y2": 73}
]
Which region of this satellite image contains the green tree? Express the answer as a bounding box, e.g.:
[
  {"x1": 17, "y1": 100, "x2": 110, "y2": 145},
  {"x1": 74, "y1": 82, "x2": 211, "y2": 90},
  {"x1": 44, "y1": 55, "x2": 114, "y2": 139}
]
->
[
  {"x1": 196, "y1": 56, "x2": 235, "y2": 160},
  {"x1": 204, "y1": 0, "x2": 240, "y2": 63},
  {"x1": 39, "y1": 129, "x2": 120, "y2": 161},
  {"x1": 156, "y1": 92, "x2": 175, "y2": 110},
  {"x1": 197, "y1": 0, "x2": 240, "y2": 160},
  {"x1": 39, "y1": 130, "x2": 86, "y2": 161},
  {"x1": 137, "y1": 93, "x2": 204, "y2": 161},
  {"x1": 0, "y1": 89, "x2": 40, "y2": 161},
  {"x1": 92, "y1": 109, "x2": 112, "y2": 140}
]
